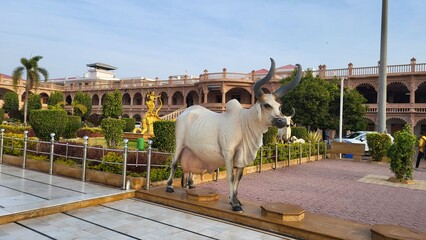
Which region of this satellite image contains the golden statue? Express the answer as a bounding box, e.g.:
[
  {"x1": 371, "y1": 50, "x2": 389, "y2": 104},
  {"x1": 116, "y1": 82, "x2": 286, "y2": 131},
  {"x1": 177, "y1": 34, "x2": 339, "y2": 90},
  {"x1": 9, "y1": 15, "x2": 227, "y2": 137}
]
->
[{"x1": 140, "y1": 91, "x2": 162, "y2": 136}]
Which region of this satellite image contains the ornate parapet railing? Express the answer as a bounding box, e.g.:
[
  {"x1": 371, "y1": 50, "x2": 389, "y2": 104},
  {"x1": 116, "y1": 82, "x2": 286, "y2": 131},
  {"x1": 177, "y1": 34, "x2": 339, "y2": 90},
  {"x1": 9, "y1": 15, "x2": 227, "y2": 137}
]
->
[{"x1": 365, "y1": 103, "x2": 426, "y2": 113}]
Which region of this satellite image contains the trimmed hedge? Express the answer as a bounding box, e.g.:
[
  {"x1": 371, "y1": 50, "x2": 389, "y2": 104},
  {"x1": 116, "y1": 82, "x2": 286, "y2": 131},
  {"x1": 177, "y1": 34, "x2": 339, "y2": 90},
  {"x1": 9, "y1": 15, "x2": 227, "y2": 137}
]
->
[
  {"x1": 29, "y1": 110, "x2": 68, "y2": 141},
  {"x1": 263, "y1": 127, "x2": 277, "y2": 145},
  {"x1": 291, "y1": 126, "x2": 308, "y2": 139},
  {"x1": 76, "y1": 127, "x2": 103, "y2": 138},
  {"x1": 63, "y1": 115, "x2": 81, "y2": 139},
  {"x1": 153, "y1": 121, "x2": 175, "y2": 152},
  {"x1": 101, "y1": 117, "x2": 125, "y2": 148},
  {"x1": 123, "y1": 117, "x2": 136, "y2": 132},
  {"x1": 366, "y1": 132, "x2": 392, "y2": 161}
]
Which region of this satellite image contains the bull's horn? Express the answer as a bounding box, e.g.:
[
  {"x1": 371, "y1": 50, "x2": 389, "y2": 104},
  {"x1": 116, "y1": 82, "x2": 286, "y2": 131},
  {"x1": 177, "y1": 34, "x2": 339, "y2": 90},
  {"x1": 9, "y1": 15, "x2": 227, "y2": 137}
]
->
[
  {"x1": 273, "y1": 64, "x2": 302, "y2": 99},
  {"x1": 253, "y1": 58, "x2": 275, "y2": 99},
  {"x1": 289, "y1": 107, "x2": 295, "y2": 118}
]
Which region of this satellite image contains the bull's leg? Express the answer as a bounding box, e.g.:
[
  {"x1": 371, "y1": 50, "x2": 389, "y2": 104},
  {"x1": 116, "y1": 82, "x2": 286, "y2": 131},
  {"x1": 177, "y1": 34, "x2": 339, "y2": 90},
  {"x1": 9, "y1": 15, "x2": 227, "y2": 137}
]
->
[
  {"x1": 224, "y1": 155, "x2": 242, "y2": 213},
  {"x1": 166, "y1": 158, "x2": 178, "y2": 193},
  {"x1": 232, "y1": 167, "x2": 244, "y2": 206},
  {"x1": 187, "y1": 172, "x2": 196, "y2": 189},
  {"x1": 180, "y1": 172, "x2": 187, "y2": 188}
]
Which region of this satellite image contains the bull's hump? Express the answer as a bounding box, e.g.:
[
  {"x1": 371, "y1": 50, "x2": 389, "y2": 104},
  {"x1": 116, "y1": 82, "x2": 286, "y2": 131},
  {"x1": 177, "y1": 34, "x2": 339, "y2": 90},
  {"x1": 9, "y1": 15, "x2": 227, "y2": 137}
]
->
[{"x1": 226, "y1": 99, "x2": 243, "y2": 113}]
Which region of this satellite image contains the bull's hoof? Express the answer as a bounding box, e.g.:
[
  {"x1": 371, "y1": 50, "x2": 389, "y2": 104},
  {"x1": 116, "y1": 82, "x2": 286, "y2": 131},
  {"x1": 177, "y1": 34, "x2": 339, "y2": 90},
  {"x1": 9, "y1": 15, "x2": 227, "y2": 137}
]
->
[
  {"x1": 232, "y1": 205, "x2": 243, "y2": 213},
  {"x1": 165, "y1": 187, "x2": 174, "y2": 193}
]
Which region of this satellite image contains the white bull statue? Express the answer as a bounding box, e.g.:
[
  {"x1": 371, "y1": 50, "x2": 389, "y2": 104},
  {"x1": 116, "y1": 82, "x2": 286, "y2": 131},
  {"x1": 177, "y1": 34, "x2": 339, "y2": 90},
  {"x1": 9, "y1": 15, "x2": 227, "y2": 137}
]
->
[
  {"x1": 277, "y1": 108, "x2": 294, "y2": 143},
  {"x1": 166, "y1": 58, "x2": 302, "y2": 212}
]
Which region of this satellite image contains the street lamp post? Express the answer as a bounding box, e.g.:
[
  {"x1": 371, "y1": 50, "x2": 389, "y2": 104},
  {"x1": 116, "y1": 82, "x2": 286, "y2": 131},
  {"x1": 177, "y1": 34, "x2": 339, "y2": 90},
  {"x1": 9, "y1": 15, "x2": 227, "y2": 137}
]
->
[{"x1": 339, "y1": 77, "x2": 344, "y2": 142}]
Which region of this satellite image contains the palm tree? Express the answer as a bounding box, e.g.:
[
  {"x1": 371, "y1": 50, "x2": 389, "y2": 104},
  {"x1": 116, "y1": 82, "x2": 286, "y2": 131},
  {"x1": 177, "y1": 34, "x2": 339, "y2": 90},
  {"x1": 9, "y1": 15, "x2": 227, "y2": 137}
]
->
[{"x1": 12, "y1": 56, "x2": 49, "y2": 126}]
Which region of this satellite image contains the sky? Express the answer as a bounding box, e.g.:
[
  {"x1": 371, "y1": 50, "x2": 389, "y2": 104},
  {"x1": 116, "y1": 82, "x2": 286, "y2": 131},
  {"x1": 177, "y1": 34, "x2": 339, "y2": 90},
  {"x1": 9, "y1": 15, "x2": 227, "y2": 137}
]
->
[{"x1": 1, "y1": 0, "x2": 425, "y2": 80}]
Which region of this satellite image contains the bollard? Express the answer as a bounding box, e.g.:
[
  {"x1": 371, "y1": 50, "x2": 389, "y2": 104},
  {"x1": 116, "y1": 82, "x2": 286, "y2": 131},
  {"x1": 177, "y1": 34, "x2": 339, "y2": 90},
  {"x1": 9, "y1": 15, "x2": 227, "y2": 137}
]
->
[
  {"x1": 49, "y1": 133, "x2": 55, "y2": 174},
  {"x1": 0, "y1": 129, "x2": 4, "y2": 164},
  {"x1": 215, "y1": 168, "x2": 220, "y2": 181},
  {"x1": 23, "y1": 130, "x2": 29, "y2": 169},
  {"x1": 317, "y1": 142, "x2": 320, "y2": 160},
  {"x1": 82, "y1": 136, "x2": 89, "y2": 181},
  {"x1": 259, "y1": 146, "x2": 263, "y2": 173},
  {"x1": 122, "y1": 139, "x2": 129, "y2": 190},
  {"x1": 308, "y1": 141, "x2": 311, "y2": 162},
  {"x1": 146, "y1": 139, "x2": 153, "y2": 190},
  {"x1": 274, "y1": 142, "x2": 279, "y2": 169},
  {"x1": 288, "y1": 144, "x2": 291, "y2": 167},
  {"x1": 324, "y1": 140, "x2": 327, "y2": 159}
]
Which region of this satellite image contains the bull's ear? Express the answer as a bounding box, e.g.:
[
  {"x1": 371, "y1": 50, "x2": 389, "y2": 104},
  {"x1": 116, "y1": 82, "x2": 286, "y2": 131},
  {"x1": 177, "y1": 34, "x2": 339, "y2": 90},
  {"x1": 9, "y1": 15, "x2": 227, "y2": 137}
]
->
[{"x1": 255, "y1": 103, "x2": 262, "y2": 121}]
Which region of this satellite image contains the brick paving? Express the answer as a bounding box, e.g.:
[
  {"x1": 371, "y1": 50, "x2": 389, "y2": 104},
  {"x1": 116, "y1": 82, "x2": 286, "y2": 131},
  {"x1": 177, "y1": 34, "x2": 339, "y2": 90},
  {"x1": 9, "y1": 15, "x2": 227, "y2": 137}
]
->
[{"x1": 198, "y1": 159, "x2": 426, "y2": 233}]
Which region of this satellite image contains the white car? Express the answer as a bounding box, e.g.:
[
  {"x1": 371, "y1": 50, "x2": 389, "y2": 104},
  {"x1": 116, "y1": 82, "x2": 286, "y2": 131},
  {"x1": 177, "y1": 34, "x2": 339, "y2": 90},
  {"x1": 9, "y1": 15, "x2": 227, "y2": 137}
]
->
[{"x1": 334, "y1": 131, "x2": 394, "y2": 152}]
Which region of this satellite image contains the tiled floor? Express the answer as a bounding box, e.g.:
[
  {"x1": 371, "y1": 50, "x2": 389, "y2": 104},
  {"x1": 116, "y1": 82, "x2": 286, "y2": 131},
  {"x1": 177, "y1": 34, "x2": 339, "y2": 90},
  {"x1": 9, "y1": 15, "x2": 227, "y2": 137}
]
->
[
  {"x1": 0, "y1": 199, "x2": 291, "y2": 240},
  {"x1": 0, "y1": 164, "x2": 294, "y2": 240}
]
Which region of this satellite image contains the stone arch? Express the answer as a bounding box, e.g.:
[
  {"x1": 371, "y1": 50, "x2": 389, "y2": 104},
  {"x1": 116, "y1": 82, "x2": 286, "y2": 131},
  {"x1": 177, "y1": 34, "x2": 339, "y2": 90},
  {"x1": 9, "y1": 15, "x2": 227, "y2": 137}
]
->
[
  {"x1": 415, "y1": 81, "x2": 426, "y2": 103},
  {"x1": 122, "y1": 93, "x2": 131, "y2": 105},
  {"x1": 133, "y1": 114, "x2": 141, "y2": 122},
  {"x1": 65, "y1": 95, "x2": 72, "y2": 105},
  {"x1": 186, "y1": 90, "x2": 199, "y2": 107},
  {"x1": 122, "y1": 113, "x2": 129, "y2": 118},
  {"x1": 92, "y1": 94, "x2": 99, "y2": 105},
  {"x1": 101, "y1": 94, "x2": 107, "y2": 105},
  {"x1": 159, "y1": 92, "x2": 168, "y2": 105},
  {"x1": 356, "y1": 83, "x2": 377, "y2": 104},
  {"x1": 133, "y1": 92, "x2": 142, "y2": 105},
  {"x1": 365, "y1": 117, "x2": 375, "y2": 131},
  {"x1": 225, "y1": 87, "x2": 251, "y2": 104},
  {"x1": 0, "y1": 88, "x2": 13, "y2": 108},
  {"x1": 414, "y1": 118, "x2": 426, "y2": 135},
  {"x1": 387, "y1": 82, "x2": 409, "y2": 103},
  {"x1": 171, "y1": 91, "x2": 184, "y2": 105},
  {"x1": 207, "y1": 89, "x2": 222, "y2": 103},
  {"x1": 21, "y1": 91, "x2": 34, "y2": 102},
  {"x1": 387, "y1": 117, "x2": 407, "y2": 136},
  {"x1": 39, "y1": 92, "x2": 49, "y2": 104}
]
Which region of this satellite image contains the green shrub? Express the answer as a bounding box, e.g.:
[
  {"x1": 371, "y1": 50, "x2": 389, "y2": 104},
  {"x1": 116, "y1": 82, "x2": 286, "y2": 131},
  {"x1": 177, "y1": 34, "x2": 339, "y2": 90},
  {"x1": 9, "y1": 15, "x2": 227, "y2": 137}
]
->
[
  {"x1": 152, "y1": 121, "x2": 175, "y2": 152},
  {"x1": 89, "y1": 152, "x2": 123, "y2": 174},
  {"x1": 387, "y1": 125, "x2": 416, "y2": 180},
  {"x1": 306, "y1": 131, "x2": 322, "y2": 143},
  {"x1": 76, "y1": 127, "x2": 103, "y2": 138},
  {"x1": 122, "y1": 118, "x2": 136, "y2": 132},
  {"x1": 63, "y1": 116, "x2": 81, "y2": 139},
  {"x1": 291, "y1": 127, "x2": 308, "y2": 139},
  {"x1": 29, "y1": 110, "x2": 68, "y2": 141},
  {"x1": 86, "y1": 113, "x2": 104, "y2": 126},
  {"x1": 55, "y1": 158, "x2": 78, "y2": 166},
  {"x1": 0, "y1": 108, "x2": 4, "y2": 123},
  {"x1": 263, "y1": 127, "x2": 277, "y2": 145},
  {"x1": 101, "y1": 117, "x2": 125, "y2": 148},
  {"x1": 367, "y1": 133, "x2": 392, "y2": 161},
  {"x1": 2, "y1": 92, "x2": 19, "y2": 113}
]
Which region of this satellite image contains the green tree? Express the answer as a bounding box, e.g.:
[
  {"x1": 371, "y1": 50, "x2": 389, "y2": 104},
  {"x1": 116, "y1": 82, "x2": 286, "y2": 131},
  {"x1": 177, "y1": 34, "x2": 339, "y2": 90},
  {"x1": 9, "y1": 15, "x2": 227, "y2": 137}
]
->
[
  {"x1": 47, "y1": 91, "x2": 64, "y2": 109},
  {"x1": 102, "y1": 90, "x2": 122, "y2": 118},
  {"x1": 73, "y1": 91, "x2": 92, "y2": 119},
  {"x1": 281, "y1": 70, "x2": 334, "y2": 130},
  {"x1": 12, "y1": 56, "x2": 48, "y2": 126},
  {"x1": 328, "y1": 85, "x2": 367, "y2": 132},
  {"x1": 24, "y1": 94, "x2": 42, "y2": 121},
  {"x1": 2, "y1": 92, "x2": 19, "y2": 113},
  {"x1": 280, "y1": 70, "x2": 367, "y2": 133}
]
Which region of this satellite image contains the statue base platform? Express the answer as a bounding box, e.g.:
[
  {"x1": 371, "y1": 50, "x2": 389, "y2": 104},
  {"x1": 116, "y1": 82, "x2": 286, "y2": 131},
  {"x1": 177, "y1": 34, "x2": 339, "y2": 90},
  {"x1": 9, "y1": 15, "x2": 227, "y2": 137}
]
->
[
  {"x1": 186, "y1": 188, "x2": 219, "y2": 202},
  {"x1": 260, "y1": 203, "x2": 305, "y2": 221}
]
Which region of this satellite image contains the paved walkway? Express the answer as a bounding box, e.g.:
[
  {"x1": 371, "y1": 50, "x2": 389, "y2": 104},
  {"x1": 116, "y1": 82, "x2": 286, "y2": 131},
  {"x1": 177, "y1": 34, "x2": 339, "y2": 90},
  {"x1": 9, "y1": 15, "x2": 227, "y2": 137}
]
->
[
  {"x1": 199, "y1": 159, "x2": 426, "y2": 233},
  {"x1": 0, "y1": 164, "x2": 292, "y2": 240}
]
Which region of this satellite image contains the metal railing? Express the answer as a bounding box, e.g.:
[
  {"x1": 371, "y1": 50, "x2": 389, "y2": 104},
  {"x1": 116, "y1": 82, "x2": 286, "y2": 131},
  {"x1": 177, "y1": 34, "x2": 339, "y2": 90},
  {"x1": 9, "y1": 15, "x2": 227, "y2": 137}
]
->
[{"x1": 0, "y1": 129, "x2": 326, "y2": 191}]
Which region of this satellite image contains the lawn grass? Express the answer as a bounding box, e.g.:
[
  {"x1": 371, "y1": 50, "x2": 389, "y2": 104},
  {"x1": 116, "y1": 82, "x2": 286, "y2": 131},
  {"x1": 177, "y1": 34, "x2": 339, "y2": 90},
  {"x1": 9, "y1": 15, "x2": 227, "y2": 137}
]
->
[{"x1": 68, "y1": 137, "x2": 139, "y2": 150}]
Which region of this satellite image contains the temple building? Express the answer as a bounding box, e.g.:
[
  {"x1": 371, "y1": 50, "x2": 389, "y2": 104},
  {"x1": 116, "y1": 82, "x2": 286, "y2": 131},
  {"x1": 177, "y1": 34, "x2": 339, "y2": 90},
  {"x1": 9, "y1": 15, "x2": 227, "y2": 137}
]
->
[{"x1": 1, "y1": 58, "x2": 425, "y2": 135}]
